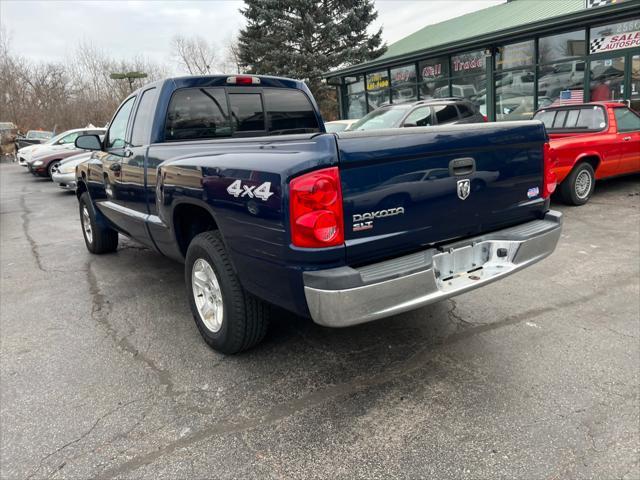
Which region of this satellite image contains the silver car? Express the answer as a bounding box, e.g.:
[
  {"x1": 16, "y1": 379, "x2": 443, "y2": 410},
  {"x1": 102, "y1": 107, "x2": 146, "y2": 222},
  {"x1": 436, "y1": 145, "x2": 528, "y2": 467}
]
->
[{"x1": 51, "y1": 151, "x2": 92, "y2": 191}]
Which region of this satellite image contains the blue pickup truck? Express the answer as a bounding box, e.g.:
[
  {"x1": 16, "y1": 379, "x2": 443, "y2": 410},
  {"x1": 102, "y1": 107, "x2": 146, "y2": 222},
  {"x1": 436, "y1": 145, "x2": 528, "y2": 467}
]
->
[{"x1": 74, "y1": 75, "x2": 562, "y2": 354}]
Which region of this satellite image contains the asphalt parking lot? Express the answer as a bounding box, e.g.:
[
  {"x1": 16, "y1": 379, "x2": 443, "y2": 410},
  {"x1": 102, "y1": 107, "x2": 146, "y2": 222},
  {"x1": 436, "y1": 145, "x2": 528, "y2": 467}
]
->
[{"x1": 1, "y1": 161, "x2": 638, "y2": 479}]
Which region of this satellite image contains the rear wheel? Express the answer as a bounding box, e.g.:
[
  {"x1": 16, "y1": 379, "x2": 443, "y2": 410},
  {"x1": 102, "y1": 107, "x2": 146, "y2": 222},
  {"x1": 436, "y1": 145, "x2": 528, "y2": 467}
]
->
[
  {"x1": 559, "y1": 162, "x2": 595, "y2": 206},
  {"x1": 79, "y1": 192, "x2": 118, "y2": 253},
  {"x1": 185, "y1": 231, "x2": 269, "y2": 354}
]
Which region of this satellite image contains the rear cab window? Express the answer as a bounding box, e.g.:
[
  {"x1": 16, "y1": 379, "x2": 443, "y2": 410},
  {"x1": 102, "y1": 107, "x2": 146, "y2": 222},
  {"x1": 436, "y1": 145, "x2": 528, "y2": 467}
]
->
[
  {"x1": 164, "y1": 86, "x2": 320, "y2": 141},
  {"x1": 534, "y1": 106, "x2": 607, "y2": 132}
]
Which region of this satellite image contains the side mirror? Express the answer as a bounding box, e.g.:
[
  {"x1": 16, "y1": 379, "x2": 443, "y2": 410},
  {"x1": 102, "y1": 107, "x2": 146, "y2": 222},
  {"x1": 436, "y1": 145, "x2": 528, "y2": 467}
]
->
[{"x1": 75, "y1": 135, "x2": 102, "y2": 151}]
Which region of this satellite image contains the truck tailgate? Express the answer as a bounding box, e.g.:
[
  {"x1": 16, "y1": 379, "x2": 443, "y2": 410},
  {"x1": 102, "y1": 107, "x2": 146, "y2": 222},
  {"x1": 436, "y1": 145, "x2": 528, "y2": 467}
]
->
[{"x1": 337, "y1": 121, "x2": 548, "y2": 264}]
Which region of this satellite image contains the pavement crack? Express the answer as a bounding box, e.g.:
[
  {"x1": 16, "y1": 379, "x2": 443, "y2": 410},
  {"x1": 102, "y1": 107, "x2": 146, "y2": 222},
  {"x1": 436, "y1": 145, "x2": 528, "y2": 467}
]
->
[
  {"x1": 87, "y1": 262, "x2": 176, "y2": 398},
  {"x1": 24, "y1": 399, "x2": 141, "y2": 480},
  {"x1": 19, "y1": 192, "x2": 46, "y2": 273}
]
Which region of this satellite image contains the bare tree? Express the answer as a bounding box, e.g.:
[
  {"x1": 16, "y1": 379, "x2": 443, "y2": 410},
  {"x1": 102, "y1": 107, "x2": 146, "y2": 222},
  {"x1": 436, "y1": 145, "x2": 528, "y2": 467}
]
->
[
  {"x1": 220, "y1": 34, "x2": 242, "y2": 74},
  {"x1": 171, "y1": 35, "x2": 217, "y2": 75}
]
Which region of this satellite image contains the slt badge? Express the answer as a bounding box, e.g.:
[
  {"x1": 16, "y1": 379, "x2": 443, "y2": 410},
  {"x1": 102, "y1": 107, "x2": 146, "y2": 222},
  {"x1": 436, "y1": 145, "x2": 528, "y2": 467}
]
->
[{"x1": 457, "y1": 179, "x2": 471, "y2": 200}]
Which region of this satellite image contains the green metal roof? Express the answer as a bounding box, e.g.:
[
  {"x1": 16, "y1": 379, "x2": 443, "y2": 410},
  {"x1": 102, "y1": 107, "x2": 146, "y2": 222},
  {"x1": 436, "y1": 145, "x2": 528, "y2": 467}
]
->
[
  {"x1": 378, "y1": 0, "x2": 585, "y2": 62},
  {"x1": 327, "y1": 0, "x2": 640, "y2": 77}
]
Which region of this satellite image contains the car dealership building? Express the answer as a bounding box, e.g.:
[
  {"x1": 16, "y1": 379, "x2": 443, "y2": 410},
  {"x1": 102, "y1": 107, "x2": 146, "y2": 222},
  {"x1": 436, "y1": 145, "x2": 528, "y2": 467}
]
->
[{"x1": 327, "y1": 0, "x2": 640, "y2": 121}]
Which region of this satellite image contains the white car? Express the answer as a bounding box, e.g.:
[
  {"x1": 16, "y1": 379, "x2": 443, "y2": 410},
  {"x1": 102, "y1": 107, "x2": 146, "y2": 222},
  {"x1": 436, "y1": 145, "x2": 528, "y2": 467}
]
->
[
  {"x1": 324, "y1": 119, "x2": 359, "y2": 133},
  {"x1": 17, "y1": 127, "x2": 105, "y2": 166},
  {"x1": 51, "y1": 151, "x2": 93, "y2": 191}
]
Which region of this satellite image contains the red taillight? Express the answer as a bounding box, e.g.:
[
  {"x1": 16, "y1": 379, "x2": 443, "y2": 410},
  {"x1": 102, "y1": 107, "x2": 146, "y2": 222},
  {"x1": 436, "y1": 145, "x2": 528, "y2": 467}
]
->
[
  {"x1": 542, "y1": 142, "x2": 558, "y2": 198},
  {"x1": 482, "y1": 115, "x2": 488, "y2": 122},
  {"x1": 226, "y1": 75, "x2": 260, "y2": 85},
  {"x1": 290, "y1": 167, "x2": 344, "y2": 248}
]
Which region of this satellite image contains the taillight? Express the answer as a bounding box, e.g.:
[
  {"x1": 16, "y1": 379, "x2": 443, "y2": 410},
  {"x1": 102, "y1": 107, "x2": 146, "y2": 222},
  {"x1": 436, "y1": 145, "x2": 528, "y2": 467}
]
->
[
  {"x1": 542, "y1": 142, "x2": 558, "y2": 198},
  {"x1": 482, "y1": 115, "x2": 488, "y2": 122},
  {"x1": 226, "y1": 75, "x2": 260, "y2": 85},
  {"x1": 290, "y1": 167, "x2": 344, "y2": 248}
]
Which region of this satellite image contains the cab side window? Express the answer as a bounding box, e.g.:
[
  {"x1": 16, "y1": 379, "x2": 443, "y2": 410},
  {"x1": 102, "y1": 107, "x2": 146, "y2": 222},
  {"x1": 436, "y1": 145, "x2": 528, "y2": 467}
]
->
[
  {"x1": 107, "y1": 96, "x2": 136, "y2": 149},
  {"x1": 614, "y1": 108, "x2": 640, "y2": 132},
  {"x1": 403, "y1": 106, "x2": 433, "y2": 126},
  {"x1": 131, "y1": 88, "x2": 158, "y2": 146},
  {"x1": 433, "y1": 104, "x2": 459, "y2": 124}
]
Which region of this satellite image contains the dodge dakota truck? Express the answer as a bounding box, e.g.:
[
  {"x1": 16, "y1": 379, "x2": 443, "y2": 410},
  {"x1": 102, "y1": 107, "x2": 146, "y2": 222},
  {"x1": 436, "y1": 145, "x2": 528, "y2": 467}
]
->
[{"x1": 74, "y1": 75, "x2": 562, "y2": 354}]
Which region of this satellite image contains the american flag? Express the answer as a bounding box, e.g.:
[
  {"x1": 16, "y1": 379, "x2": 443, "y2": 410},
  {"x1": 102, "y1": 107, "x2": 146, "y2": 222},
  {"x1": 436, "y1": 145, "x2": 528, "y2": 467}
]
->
[{"x1": 551, "y1": 90, "x2": 584, "y2": 106}]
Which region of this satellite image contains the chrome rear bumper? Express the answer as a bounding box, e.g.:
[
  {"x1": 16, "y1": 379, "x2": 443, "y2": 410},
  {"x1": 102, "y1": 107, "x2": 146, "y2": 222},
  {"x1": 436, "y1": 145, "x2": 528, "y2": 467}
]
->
[{"x1": 304, "y1": 211, "x2": 562, "y2": 328}]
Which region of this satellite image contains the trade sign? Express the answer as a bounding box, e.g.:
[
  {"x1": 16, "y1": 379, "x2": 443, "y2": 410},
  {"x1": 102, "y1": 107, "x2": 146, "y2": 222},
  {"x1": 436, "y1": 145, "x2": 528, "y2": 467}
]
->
[{"x1": 590, "y1": 31, "x2": 640, "y2": 53}]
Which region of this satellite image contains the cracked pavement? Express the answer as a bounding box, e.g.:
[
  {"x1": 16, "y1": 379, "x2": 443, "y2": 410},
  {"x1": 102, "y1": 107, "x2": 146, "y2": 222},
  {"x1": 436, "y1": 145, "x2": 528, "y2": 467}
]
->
[{"x1": 1, "y1": 162, "x2": 639, "y2": 479}]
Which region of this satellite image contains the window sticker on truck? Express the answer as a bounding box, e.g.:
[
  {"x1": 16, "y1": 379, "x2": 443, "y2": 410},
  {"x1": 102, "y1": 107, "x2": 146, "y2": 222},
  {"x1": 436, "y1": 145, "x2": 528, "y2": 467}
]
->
[{"x1": 227, "y1": 180, "x2": 274, "y2": 201}]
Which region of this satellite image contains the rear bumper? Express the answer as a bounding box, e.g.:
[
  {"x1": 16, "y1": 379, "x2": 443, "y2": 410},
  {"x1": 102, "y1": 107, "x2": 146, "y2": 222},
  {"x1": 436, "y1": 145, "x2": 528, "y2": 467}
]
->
[{"x1": 304, "y1": 211, "x2": 563, "y2": 328}]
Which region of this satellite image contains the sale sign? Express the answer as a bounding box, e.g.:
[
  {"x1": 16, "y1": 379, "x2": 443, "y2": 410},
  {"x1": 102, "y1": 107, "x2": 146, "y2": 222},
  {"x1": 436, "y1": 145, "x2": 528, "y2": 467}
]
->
[{"x1": 590, "y1": 31, "x2": 640, "y2": 53}]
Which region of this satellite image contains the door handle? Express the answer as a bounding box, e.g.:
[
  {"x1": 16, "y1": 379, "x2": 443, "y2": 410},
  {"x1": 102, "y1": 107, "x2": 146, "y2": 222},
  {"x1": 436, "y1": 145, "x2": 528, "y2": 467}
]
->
[
  {"x1": 449, "y1": 157, "x2": 476, "y2": 177},
  {"x1": 623, "y1": 136, "x2": 631, "y2": 141},
  {"x1": 109, "y1": 163, "x2": 121, "y2": 172}
]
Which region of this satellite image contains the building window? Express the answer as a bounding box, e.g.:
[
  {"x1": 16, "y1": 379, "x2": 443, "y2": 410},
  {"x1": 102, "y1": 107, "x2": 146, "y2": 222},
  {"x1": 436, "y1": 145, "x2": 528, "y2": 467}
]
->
[
  {"x1": 590, "y1": 57, "x2": 625, "y2": 101},
  {"x1": 390, "y1": 65, "x2": 417, "y2": 104},
  {"x1": 589, "y1": 19, "x2": 640, "y2": 54},
  {"x1": 631, "y1": 55, "x2": 640, "y2": 112},
  {"x1": 495, "y1": 40, "x2": 535, "y2": 121},
  {"x1": 538, "y1": 30, "x2": 586, "y2": 108},
  {"x1": 451, "y1": 50, "x2": 486, "y2": 113},
  {"x1": 419, "y1": 57, "x2": 449, "y2": 98},
  {"x1": 344, "y1": 75, "x2": 366, "y2": 119},
  {"x1": 366, "y1": 70, "x2": 390, "y2": 111}
]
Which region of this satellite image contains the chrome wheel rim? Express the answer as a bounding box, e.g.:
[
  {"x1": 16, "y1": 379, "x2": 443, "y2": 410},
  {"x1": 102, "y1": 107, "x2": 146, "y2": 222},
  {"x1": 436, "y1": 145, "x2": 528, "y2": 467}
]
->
[
  {"x1": 82, "y1": 206, "x2": 93, "y2": 244},
  {"x1": 575, "y1": 169, "x2": 592, "y2": 200},
  {"x1": 192, "y1": 258, "x2": 224, "y2": 333}
]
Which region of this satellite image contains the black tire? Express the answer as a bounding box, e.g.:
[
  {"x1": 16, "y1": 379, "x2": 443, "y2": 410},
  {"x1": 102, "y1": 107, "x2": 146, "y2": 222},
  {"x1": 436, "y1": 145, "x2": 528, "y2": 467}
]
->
[
  {"x1": 47, "y1": 160, "x2": 60, "y2": 178},
  {"x1": 558, "y1": 162, "x2": 595, "y2": 206},
  {"x1": 185, "y1": 231, "x2": 269, "y2": 354},
  {"x1": 79, "y1": 192, "x2": 118, "y2": 253}
]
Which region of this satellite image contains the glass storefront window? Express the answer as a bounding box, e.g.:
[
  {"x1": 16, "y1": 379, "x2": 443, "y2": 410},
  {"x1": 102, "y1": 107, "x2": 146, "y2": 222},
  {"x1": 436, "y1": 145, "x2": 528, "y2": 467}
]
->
[
  {"x1": 345, "y1": 93, "x2": 366, "y2": 119},
  {"x1": 451, "y1": 51, "x2": 486, "y2": 112},
  {"x1": 496, "y1": 40, "x2": 534, "y2": 70},
  {"x1": 539, "y1": 30, "x2": 586, "y2": 63},
  {"x1": 345, "y1": 75, "x2": 364, "y2": 95},
  {"x1": 452, "y1": 74, "x2": 486, "y2": 112},
  {"x1": 590, "y1": 57, "x2": 625, "y2": 101},
  {"x1": 538, "y1": 60, "x2": 585, "y2": 105},
  {"x1": 419, "y1": 57, "x2": 449, "y2": 98},
  {"x1": 452, "y1": 50, "x2": 486, "y2": 75},
  {"x1": 495, "y1": 69, "x2": 535, "y2": 121},
  {"x1": 391, "y1": 65, "x2": 417, "y2": 103},
  {"x1": 631, "y1": 55, "x2": 640, "y2": 113},
  {"x1": 589, "y1": 19, "x2": 640, "y2": 54},
  {"x1": 366, "y1": 70, "x2": 390, "y2": 112}
]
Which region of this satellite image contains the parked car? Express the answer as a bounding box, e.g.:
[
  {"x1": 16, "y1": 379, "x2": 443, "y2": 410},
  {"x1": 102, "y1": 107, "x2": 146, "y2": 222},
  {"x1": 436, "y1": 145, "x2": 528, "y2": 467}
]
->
[
  {"x1": 348, "y1": 98, "x2": 485, "y2": 131},
  {"x1": 51, "y1": 151, "x2": 92, "y2": 190},
  {"x1": 17, "y1": 127, "x2": 105, "y2": 166},
  {"x1": 74, "y1": 74, "x2": 561, "y2": 354},
  {"x1": 533, "y1": 101, "x2": 640, "y2": 205},
  {"x1": 324, "y1": 119, "x2": 359, "y2": 133},
  {"x1": 16, "y1": 130, "x2": 53, "y2": 149},
  {"x1": 27, "y1": 147, "x2": 84, "y2": 177}
]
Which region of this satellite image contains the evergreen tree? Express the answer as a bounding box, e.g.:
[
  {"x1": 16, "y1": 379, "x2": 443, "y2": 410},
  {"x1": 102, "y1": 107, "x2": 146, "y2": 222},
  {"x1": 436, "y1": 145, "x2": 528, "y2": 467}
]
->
[{"x1": 237, "y1": 0, "x2": 386, "y2": 117}]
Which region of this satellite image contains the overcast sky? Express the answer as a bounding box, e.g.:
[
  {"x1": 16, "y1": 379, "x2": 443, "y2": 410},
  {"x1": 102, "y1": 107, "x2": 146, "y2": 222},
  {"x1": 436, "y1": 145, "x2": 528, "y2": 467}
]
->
[{"x1": 1, "y1": 0, "x2": 505, "y2": 69}]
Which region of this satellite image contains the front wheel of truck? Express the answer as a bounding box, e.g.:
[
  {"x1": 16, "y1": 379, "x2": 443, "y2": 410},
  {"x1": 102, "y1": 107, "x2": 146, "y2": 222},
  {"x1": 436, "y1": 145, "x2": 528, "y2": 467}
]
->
[
  {"x1": 185, "y1": 231, "x2": 269, "y2": 354},
  {"x1": 79, "y1": 192, "x2": 119, "y2": 254}
]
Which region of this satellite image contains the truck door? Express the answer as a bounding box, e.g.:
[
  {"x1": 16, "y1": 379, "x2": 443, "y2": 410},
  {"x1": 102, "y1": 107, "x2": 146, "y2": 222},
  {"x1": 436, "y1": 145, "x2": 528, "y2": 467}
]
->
[
  {"x1": 95, "y1": 96, "x2": 136, "y2": 230},
  {"x1": 613, "y1": 107, "x2": 640, "y2": 175},
  {"x1": 117, "y1": 87, "x2": 159, "y2": 244}
]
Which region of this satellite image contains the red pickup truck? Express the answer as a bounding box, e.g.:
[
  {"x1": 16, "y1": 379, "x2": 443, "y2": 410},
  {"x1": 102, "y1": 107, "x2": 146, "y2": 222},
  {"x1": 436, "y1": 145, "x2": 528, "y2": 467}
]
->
[{"x1": 533, "y1": 102, "x2": 640, "y2": 205}]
